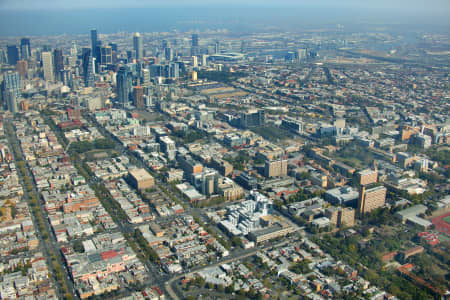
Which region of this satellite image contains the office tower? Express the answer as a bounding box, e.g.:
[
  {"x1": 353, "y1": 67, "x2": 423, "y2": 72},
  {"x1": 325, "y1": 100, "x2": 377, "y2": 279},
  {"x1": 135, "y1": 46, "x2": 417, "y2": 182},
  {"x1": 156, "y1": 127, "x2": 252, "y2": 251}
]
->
[
  {"x1": 192, "y1": 34, "x2": 199, "y2": 47},
  {"x1": 133, "y1": 85, "x2": 144, "y2": 108},
  {"x1": 297, "y1": 49, "x2": 307, "y2": 61},
  {"x1": 100, "y1": 46, "x2": 112, "y2": 64},
  {"x1": 116, "y1": 66, "x2": 132, "y2": 107},
  {"x1": 192, "y1": 56, "x2": 198, "y2": 68},
  {"x1": 20, "y1": 44, "x2": 30, "y2": 60},
  {"x1": 41, "y1": 51, "x2": 54, "y2": 81},
  {"x1": 141, "y1": 69, "x2": 150, "y2": 85},
  {"x1": 239, "y1": 109, "x2": 265, "y2": 128},
  {"x1": 214, "y1": 41, "x2": 220, "y2": 54},
  {"x1": 164, "y1": 47, "x2": 173, "y2": 61},
  {"x1": 20, "y1": 38, "x2": 31, "y2": 57},
  {"x1": 162, "y1": 39, "x2": 169, "y2": 49},
  {"x1": 191, "y1": 33, "x2": 199, "y2": 56},
  {"x1": 202, "y1": 54, "x2": 207, "y2": 66},
  {"x1": 109, "y1": 43, "x2": 118, "y2": 52},
  {"x1": 133, "y1": 32, "x2": 143, "y2": 61},
  {"x1": 358, "y1": 185, "x2": 387, "y2": 215},
  {"x1": 84, "y1": 54, "x2": 95, "y2": 87},
  {"x1": 53, "y1": 49, "x2": 64, "y2": 79},
  {"x1": 7, "y1": 45, "x2": 19, "y2": 66},
  {"x1": 2, "y1": 71, "x2": 21, "y2": 99},
  {"x1": 60, "y1": 69, "x2": 71, "y2": 86},
  {"x1": 264, "y1": 159, "x2": 288, "y2": 177},
  {"x1": 90, "y1": 29, "x2": 98, "y2": 51},
  {"x1": 169, "y1": 63, "x2": 179, "y2": 79},
  {"x1": 5, "y1": 90, "x2": 18, "y2": 114},
  {"x1": 16, "y1": 60, "x2": 28, "y2": 78},
  {"x1": 0, "y1": 49, "x2": 7, "y2": 64},
  {"x1": 127, "y1": 50, "x2": 136, "y2": 62}
]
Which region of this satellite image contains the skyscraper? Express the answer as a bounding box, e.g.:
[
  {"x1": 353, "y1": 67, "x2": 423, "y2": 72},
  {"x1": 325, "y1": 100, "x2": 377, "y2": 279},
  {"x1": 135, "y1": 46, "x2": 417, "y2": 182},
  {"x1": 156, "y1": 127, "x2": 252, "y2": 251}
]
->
[
  {"x1": 7, "y1": 45, "x2": 19, "y2": 66},
  {"x1": 100, "y1": 46, "x2": 112, "y2": 64},
  {"x1": 5, "y1": 90, "x2": 18, "y2": 114},
  {"x1": 133, "y1": 33, "x2": 143, "y2": 61},
  {"x1": 192, "y1": 34, "x2": 199, "y2": 47},
  {"x1": 116, "y1": 66, "x2": 132, "y2": 108},
  {"x1": 133, "y1": 85, "x2": 144, "y2": 109},
  {"x1": 53, "y1": 49, "x2": 64, "y2": 80},
  {"x1": 2, "y1": 71, "x2": 21, "y2": 98},
  {"x1": 90, "y1": 29, "x2": 98, "y2": 51},
  {"x1": 20, "y1": 38, "x2": 31, "y2": 57},
  {"x1": 82, "y1": 49, "x2": 95, "y2": 87},
  {"x1": 164, "y1": 47, "x2": 173, "y2": 61},
  {"x1": 191, "y1": 34, "x2": 199, "y2": 56},
  {"x1": 41, "y1": 51, "x2": 54, "y2": 81},
  {"x1": 16, "y1": 60, "x2": 28, "y2": 78}
]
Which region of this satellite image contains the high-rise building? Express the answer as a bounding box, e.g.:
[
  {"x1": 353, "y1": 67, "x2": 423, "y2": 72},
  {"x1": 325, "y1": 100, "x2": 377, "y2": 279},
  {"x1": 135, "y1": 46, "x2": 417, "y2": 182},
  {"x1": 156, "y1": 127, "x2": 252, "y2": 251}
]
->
[
  {"x1": 169, "y1": 63, "x2": 179, "y2": 79},
  {"x1": 133, "y1": 85, "x2": 144, "y2": 108},
  {"x1": 16, "y1": 60, "x2": 28, "y2": 78},
  {"x1": 192, "y1": 34, "x2": 199, "y2": 47},
  {"x1": 133, "y1": 32, "x2": 143, "y2": 61},
  {"x1": 7, "y1": 45, "x2": 19, "y2": 66},
  {"x1": 5, "y1": 90, "x2": 18, "y2": 114},
  {"x1": 53, "y1": 49, "x2": 64, "y2": 79},
  {"x1": 161, "y1": 39, "x2": 169, "y2": 49},
  {"x1": 20, "y1": 38, "x2": 31, "y2": 57},
  {"x1": 41, "y1": 51, "x2": 54, "y2": 81},
  {"x1": 191, "y1": 33, "x2": 199, "y2": 56},
  {"x1": 100, "y1": 46, "x2": 112, "y2": 64},
  {"x1": 192, "y1": 56, "x2": 198, "y2": 68},
  {"x1": 358, "y1": 185, "x2": 387, "y2": 215},
  {"x1": 116, "y1": 66, "x2": 132, "y2": 108},
  {"x1": 164, "y1": 47, "x2": 173, "y2": 61},
  {"x1": 85, "y1": 54, "x2": 95, "y2": 87},
  {"x1": 90, "y1": 29, "x2": 98, "y2": 51},
  {"x1": 141, "y1": 68, "x2": 150, "y2": 85},
  {"x1": 2, "y1": 71, "x2": 21, "y2": 99},
  {"x1": 264, "y1": 159, "x2": 288, "y2": 177}
]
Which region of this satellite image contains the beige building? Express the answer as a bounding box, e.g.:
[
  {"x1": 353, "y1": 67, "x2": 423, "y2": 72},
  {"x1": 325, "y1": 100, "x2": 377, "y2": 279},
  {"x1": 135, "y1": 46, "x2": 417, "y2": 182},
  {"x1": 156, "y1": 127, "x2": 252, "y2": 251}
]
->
[
  {"x1": 129, "y1": 168, "x2": 155, "y2": 190},
  {"x1": 357, "y1": 169, "x2": 378, "y2": 186},
  {"x1": 264, "y1": 159, "x2": 288, "y2": 178},
  {"x1": 358, "y1": 185, "x2": 387, "y2": 215}
]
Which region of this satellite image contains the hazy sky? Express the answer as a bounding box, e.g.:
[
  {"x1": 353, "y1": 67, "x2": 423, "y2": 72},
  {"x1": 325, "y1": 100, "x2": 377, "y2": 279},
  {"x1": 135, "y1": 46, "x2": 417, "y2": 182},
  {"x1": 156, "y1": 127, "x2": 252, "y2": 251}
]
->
[
  {"x1": 0, "y1": 0, "x2": 448, "y2": 36},
  {"x1": 1, "y1": 0, "x2": 449, "y2": 13}
]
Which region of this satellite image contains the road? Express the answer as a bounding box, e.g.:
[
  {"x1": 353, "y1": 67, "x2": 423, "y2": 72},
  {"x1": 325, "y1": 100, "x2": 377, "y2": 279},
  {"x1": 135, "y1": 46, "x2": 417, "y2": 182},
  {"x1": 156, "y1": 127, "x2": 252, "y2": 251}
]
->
[{"x1": 5, "y1": 118, "x2": 77, "y2": 299}]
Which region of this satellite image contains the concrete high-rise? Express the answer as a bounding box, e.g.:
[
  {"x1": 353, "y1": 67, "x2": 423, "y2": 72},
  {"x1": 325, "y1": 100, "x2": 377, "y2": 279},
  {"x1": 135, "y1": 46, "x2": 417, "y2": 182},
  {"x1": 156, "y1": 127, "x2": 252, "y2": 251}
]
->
[
  {"x1": 133, "y1": 33, "x2": 143, "y2": 61},
  {"x1": 264, "y1": 159, "x2": 288, "y2": 178},
  {"x1": 7, "y1": 45, "x2": 19, "y2": 66},
  {"x1": 358, "y1": 185, "x2": 387, "y2": 215},
  {"x1": 41, "y1": 51, "x2": 54, "y2": 81}
]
